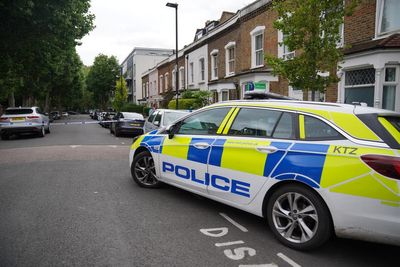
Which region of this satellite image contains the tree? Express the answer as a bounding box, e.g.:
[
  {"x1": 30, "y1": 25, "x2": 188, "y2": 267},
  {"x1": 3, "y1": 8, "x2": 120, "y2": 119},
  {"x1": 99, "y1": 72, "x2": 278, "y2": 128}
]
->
[
  {"x1": 112, "y1": 77, "x2": 128, "y2": 112},
  {"x1": 266, "y1": 0, "x2": 358, "y2": 101},
  {"x1": 0, "y1": 0, "x2": 94, "y2": 108},
  {"x1": 86, "y1": 54, "x2": 119, "y2": 110}
]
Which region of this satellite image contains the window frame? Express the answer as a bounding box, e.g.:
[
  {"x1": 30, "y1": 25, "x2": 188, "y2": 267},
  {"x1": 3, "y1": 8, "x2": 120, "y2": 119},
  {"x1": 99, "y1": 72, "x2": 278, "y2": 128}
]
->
[
  {"x1": 189, "y1": 62, "x2": 194, "y2": 84},
  {"x1": 376, "y1": 0, "x2": 400, "y2": 37},
  {"x1": 225, "y1": 42, "x2": 236, "y2": 77},
  {"x1": 159, "y1": 75, "x2": 163, "y2": 93},
  {"x1": 250, "y1": 26, "x2": 265, "y2": 68},
  {"x1": 199, "y1": 58, "x2": 205, "y2": 82},
  {"x1": 382, "y1": 65, "x2": 399, "y2": 111},
  {"x1": 278, "y1": 30, "x2": 295, "y2": 60},
  {"x1": 210, "y1": 49, "x2": 219, "y2": 80},
  {"x1": 298, "y1": 114, "x2": 346, "y2": 141},
  {"x1": 165, "y1": 73, "x2": 169, "y2": 91},
  {"x1": 179, "y1": 67, "x2": 185, "y2": 89}
]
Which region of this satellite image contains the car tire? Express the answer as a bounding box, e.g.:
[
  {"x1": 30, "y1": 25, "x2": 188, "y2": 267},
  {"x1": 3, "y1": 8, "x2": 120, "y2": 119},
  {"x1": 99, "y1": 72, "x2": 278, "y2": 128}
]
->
[
  {"x1": 131, "y1": 150, "x2": 161, "y2": 188},
  {"x1": 38, "y1": 126, "x2": 45, "y2": 137},
  {"x1": 45, "y1": 124, "x2": 50, "y2": 134},
  {"x1": 266, "y1": 184, "x2": 332, "y2": 250},
  {"x1": 115, "y1": 128, "x2": 120, "y2": 137},
  {"x1": 1, "y1": 133, "x2": 9, "y2": 140},
  {"x1": 110, "y1": 125, "x2": 113, "y2": 134}
]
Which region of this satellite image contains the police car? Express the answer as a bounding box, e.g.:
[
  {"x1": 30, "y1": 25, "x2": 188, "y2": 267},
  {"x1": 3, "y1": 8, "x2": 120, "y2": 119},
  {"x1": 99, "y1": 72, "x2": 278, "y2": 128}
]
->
[{"x1": 129, "y1": 100, "x2": 400, "y2": 250}]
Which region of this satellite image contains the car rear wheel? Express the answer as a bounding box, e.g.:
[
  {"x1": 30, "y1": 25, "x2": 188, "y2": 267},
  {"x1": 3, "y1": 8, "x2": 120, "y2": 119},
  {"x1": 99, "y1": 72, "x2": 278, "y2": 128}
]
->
[
  {"x1": 266, "y1": 184, "x2": 332, "y2": 250},
  {"x1": 1, "y1": 133, "x2": 9, "y2": 140},
  {"x1": 45, "y1": 124, "x2": 50, "y2": 134},
  {"x1": 114, "y1": 127, "x2": 120, "y2": 137},
  {"x1": 131, "y1": 150, "x2": 160, "y2": 188},
  {"x1": 38, "y1": 126, "x2": 45, "y2": 137}
]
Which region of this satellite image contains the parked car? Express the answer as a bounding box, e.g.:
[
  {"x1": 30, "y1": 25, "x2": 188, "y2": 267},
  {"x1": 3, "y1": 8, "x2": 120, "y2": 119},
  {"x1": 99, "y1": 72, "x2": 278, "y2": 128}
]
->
[
  {"x1": 144, "y1": 109, "x2": 190, "y2": 133},
  {"x1": 110, "y1": 112, "x2": 144, "y2": 137},
  {"x1": 50, "y1": 111, "x2": 61, "y2": 120},
  {"x1": 102, "y1": 112, "x2": 116, "y2": 128},
  {"x1": 129, "y1": 100, "x2": 400, "y2": 250},
  {"x1": 0, "y1": 106, "x2": 50, "y2": 140},
  {"x1": 62, "y1": 112, "x2": 69, "y2": 118}
]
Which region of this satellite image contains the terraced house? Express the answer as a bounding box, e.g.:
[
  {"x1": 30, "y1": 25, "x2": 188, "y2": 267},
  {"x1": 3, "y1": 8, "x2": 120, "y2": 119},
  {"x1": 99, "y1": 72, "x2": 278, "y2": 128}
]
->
[{"x1": 138, "y1": 0, "x2": 400, "y2": 110}]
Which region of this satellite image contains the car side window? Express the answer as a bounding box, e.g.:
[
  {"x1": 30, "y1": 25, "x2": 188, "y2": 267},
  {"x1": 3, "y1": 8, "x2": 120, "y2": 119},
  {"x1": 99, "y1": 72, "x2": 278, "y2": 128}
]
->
[
  {"x1": 177, "y1": 107, "x2": 230, "y2": 135},
  {"x1": 153, "y1": 112, "x2": 162, "y2": 126},
  {"x1": 303, "y1": 115, "x2": 344, "y2": 140},
  {"x1": 228, "y1": 108, "x2": 282, "y2": 137},
  {"x1": 148, "y1": 111, "x2": 157, "y2": 123},
  {"x1": 272, "y1": 112, "x2": 295, "y2": 139}
]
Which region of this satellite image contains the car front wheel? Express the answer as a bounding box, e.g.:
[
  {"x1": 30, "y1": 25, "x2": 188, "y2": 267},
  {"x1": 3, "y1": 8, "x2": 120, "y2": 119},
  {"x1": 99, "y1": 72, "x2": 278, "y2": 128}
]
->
[
  {"x1": 266, "y1": 184, "x2": 332, "y2": 250},
  {"x1": 131, "y1": 150, "x2": 160, "y2": 188}
]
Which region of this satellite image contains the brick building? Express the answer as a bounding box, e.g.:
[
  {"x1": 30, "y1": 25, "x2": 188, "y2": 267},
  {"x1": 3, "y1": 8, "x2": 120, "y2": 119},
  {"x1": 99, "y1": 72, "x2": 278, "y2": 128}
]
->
[
  {"x1": 140, "y1": 0, "x2": 400, "y2": 111},
  {"x1": 337, "y1": 0, "x2": 400, "y2": 112}
]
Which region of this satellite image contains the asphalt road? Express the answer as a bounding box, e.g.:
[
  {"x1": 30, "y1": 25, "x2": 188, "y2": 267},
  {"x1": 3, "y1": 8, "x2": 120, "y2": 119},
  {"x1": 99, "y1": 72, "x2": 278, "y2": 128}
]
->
[{"x1": 0, "y1": 115, "x2": 398, "y2": 266}]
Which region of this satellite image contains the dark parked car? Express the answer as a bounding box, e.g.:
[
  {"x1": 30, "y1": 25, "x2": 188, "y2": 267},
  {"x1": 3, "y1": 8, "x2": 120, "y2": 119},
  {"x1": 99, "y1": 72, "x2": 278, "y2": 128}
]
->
[
  {"x1": 101, "y1": 112, "x2": 116, "y2": 128},
  {"x1": 50, "y1": 111, "x2": 61, "y2": 120},
  {"x1": 110, "y1": 112, "x2": 144, "y2": 137}
]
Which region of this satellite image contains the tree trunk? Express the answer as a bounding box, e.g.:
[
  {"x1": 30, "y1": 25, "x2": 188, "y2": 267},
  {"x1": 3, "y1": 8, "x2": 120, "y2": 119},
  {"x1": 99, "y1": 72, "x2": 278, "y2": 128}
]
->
[
  {"x1": 311, "y1": 90, "x2": 316, "y2": 102},
  {"x1": 8, "y1": 91, "x2": 15, "y2": 107},
  {"x1": 44, "y1": 91, "x2": 50, "y2": 113}
]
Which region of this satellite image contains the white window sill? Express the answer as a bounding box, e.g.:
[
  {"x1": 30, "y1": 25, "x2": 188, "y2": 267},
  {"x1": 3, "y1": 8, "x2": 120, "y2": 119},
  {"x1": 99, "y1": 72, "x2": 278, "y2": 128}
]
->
[
  {"x1": 199, "y1": 81, "x2": 205, "y2": 85},
  {"x1": 251, "y1": 64, "x2": 264, "y2": 70},
  {"x1": 225, "y1": 73, "x2": 235, "y2": 78},
  {"x1": 210, "y1": 77, "x2": 218, "y2": 81}
]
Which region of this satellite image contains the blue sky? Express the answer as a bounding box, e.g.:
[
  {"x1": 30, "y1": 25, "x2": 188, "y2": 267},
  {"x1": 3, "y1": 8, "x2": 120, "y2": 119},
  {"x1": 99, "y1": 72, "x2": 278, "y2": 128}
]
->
[{"x1": 76, "y1": 0, "x2": 251, "y2": 66}]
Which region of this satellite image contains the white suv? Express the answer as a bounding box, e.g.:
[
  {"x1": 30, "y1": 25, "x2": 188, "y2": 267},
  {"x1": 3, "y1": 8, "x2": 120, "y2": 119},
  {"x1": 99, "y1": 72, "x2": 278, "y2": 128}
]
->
[{"x1": 0, "y1": 106, "x2": 50, "y2": 140}]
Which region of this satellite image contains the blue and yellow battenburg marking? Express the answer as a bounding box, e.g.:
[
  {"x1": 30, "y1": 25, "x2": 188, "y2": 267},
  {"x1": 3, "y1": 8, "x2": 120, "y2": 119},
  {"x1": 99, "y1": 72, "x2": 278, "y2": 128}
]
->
[{"x1": 133, "y1": 133, "x2": 399, "y2": 203}]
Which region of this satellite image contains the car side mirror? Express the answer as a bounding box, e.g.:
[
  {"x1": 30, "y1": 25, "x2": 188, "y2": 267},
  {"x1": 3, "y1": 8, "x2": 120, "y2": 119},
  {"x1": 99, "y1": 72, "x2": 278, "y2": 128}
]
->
[{"x1": 166, "y1": 124, "x2": 175, "y2": 139}]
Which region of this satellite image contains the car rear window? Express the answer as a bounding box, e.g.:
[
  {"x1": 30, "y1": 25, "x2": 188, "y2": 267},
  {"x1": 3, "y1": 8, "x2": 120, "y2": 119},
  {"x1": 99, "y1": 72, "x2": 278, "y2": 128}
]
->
[
  {"x1": 357, "y1": 114, "x2": 400, "y2": 149},
  {"x1": 5, "y1": 109, "x2": 33, "y2": 115},
  {"x1": 123, "y1": 113, "x2": 144, "y2": 120},
  {"x1": 378, "y1": 116, "x2": 400, "y2": 145}
]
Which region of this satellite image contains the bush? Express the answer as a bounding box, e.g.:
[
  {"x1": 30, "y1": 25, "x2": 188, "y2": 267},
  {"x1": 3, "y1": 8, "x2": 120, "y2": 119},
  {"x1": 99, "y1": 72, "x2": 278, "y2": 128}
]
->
[
  {"x1": 121, "y1": 103, "x2": 144, "y2": 114},
  {"x1": 168, "y1": 98, "x2": 198, "y2": 110}
]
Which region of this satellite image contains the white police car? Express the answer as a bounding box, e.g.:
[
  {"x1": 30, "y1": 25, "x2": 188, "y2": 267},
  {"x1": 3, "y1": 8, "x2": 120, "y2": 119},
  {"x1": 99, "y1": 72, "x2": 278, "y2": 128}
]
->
[{"x1": 129, "y1": 100, "x2": 400, "y2": 250}]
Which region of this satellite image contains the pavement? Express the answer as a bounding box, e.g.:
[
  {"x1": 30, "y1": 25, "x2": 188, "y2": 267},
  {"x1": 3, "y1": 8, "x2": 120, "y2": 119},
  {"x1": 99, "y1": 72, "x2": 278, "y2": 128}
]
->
[{"x1": 0, "y1": 115, "x2": 398, "y2": 266}]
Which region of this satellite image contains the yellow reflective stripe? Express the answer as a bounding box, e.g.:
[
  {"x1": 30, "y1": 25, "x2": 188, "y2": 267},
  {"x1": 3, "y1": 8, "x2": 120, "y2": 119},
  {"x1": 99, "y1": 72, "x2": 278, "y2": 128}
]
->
[
  {"x1": 330, "y1": 112, "x2": 381, "y2": 141},
  {"x1": 220, "y1": 139, "x2": 271, "y2": 176},
  {"x1": 222, "y1": 108, "x2": 240, "y2": 135},
  {"x1": 162, "y1": 136, "x2": 191, "y2": 159},
  {"x1": 299, "y1": 115, "x2": 305, "y2": 139},
  {"x1": 131, "y1": 135, "x2": 145, "y2": 150},
  {"x1": 378, "y1": 117, "x2": 400, "y2": 144},
  {"x1": 217, "y1": 107, "x2": 236, "y2": 134}
]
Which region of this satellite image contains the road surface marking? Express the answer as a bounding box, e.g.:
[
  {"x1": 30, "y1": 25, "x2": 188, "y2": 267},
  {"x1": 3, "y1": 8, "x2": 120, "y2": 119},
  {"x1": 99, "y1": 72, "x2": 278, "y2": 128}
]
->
[
  {"x1": 215, "y1": 240, "x2": 244, "y2": 247},
  {"x1": 239, "y1": 264, "x2": 278, "y2": 267},
  {"x1": 219, "y1": 213, "x2": 248, "y2": 232},
  {"x1": 277, "y1": 253, "x2": 301, "y2": 267}
]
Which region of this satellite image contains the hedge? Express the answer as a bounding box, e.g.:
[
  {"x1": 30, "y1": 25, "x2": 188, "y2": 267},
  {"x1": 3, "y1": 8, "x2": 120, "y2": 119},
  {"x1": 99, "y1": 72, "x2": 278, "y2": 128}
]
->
[
  {"x1": 168, "y1": 98, "x2": 198, "y2": 110},
  {"x1": 121, "y1": 103, "x2": 144, "y2": 114}
]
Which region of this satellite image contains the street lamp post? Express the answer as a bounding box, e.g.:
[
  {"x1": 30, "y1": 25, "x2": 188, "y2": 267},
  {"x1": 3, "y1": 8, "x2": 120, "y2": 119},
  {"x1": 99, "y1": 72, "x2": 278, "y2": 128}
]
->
[{"x1": 166, "y1": 2, "x2": 179, "y2": 110}]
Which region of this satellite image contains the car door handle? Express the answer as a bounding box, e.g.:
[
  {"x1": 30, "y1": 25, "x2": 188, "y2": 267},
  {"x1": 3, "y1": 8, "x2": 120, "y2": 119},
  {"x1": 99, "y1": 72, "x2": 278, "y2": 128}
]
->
[
  {"x1": 193, "y1": 142, "x2": 210, "y2": 150},
  {"x1": 256, "y1": 146, "x2": 278, "y2": 154}
]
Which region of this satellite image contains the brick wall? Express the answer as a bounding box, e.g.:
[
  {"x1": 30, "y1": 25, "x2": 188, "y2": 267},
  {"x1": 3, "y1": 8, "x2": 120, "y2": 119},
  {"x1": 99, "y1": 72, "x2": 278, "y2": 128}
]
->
[
  {"x1": 207, "y1": 25, "x2": 241, "y2": 83},
  {"x1": 344, "y1": 0, "x2": 376, "y2": 45}
]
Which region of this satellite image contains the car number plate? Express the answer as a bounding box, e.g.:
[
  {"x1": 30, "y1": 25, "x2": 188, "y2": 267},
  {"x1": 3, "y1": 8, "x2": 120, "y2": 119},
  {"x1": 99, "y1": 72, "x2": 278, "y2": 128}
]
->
[
  {"x1": 130, "y1": 123, "x2": 141, "y2": 127},
  {"x1": 11, "y1": 117, "x2": 25, "y2": 121}
]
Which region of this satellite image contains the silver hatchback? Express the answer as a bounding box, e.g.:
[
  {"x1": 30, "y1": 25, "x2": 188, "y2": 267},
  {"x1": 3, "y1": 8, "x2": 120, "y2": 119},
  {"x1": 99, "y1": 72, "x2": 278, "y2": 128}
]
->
[{"x1": 0, "y1": 106, "x2": 50, "y2": 140}]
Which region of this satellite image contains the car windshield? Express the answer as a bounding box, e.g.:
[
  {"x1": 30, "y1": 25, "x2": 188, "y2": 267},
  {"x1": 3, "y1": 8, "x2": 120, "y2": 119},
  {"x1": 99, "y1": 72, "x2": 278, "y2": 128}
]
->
[
  {"x1": 5, "y1": 109, "x2": 33, "y2": 115},
  {"x1": 163, "y1": 111, "x2": 188, "y2": 126}
]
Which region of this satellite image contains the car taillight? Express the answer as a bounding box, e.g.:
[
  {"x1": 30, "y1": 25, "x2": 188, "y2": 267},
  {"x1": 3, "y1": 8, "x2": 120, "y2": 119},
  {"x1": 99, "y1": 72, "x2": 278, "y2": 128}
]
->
[
  {"x1": 0, "y1": 117, "x2": 9, "y2": 121},
  {"x1": 27, "y1": 116, "x2": 40, "y2": 119},
  {"x1": 361, "y1": 155, "x2": 400, "y2": 180}
]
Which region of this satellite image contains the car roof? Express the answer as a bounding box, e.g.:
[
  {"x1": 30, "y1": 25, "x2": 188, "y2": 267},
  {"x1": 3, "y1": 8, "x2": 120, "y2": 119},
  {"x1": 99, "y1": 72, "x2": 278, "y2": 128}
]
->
[
  {"x1": 6, "y1": 106, "x2": 36, "y2": 110},
  {"x1": 154, "y1": 109, "x2": 190, "y2": 113},
  {"x1": 208, "y1": 100, "x2": 399, "y2": 143}
]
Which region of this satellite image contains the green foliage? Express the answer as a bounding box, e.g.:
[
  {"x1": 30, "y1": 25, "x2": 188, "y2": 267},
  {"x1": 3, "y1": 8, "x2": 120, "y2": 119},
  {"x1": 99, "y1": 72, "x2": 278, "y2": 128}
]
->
[
  {"x1": 121, "y1": 103, "x2": 145, "y2": 114},
  {"x1": 0, "y1": 0, "x2": 95, "y2": 108},
  {"x1": 265, "y1": 0, "x2": 358, "y2": 100},
  {"x1": 86, "y1": 54, "x2": 119, "y2": 110},
  {"x1": 112, "y1": 77, "x2": 128, "y2": 112},
  {"x1": 168, "y1": 98, "x2": 197, "y2": 110},
  {"x1": 171, "y1": 90, "x2": 211, "y2": 109}
]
